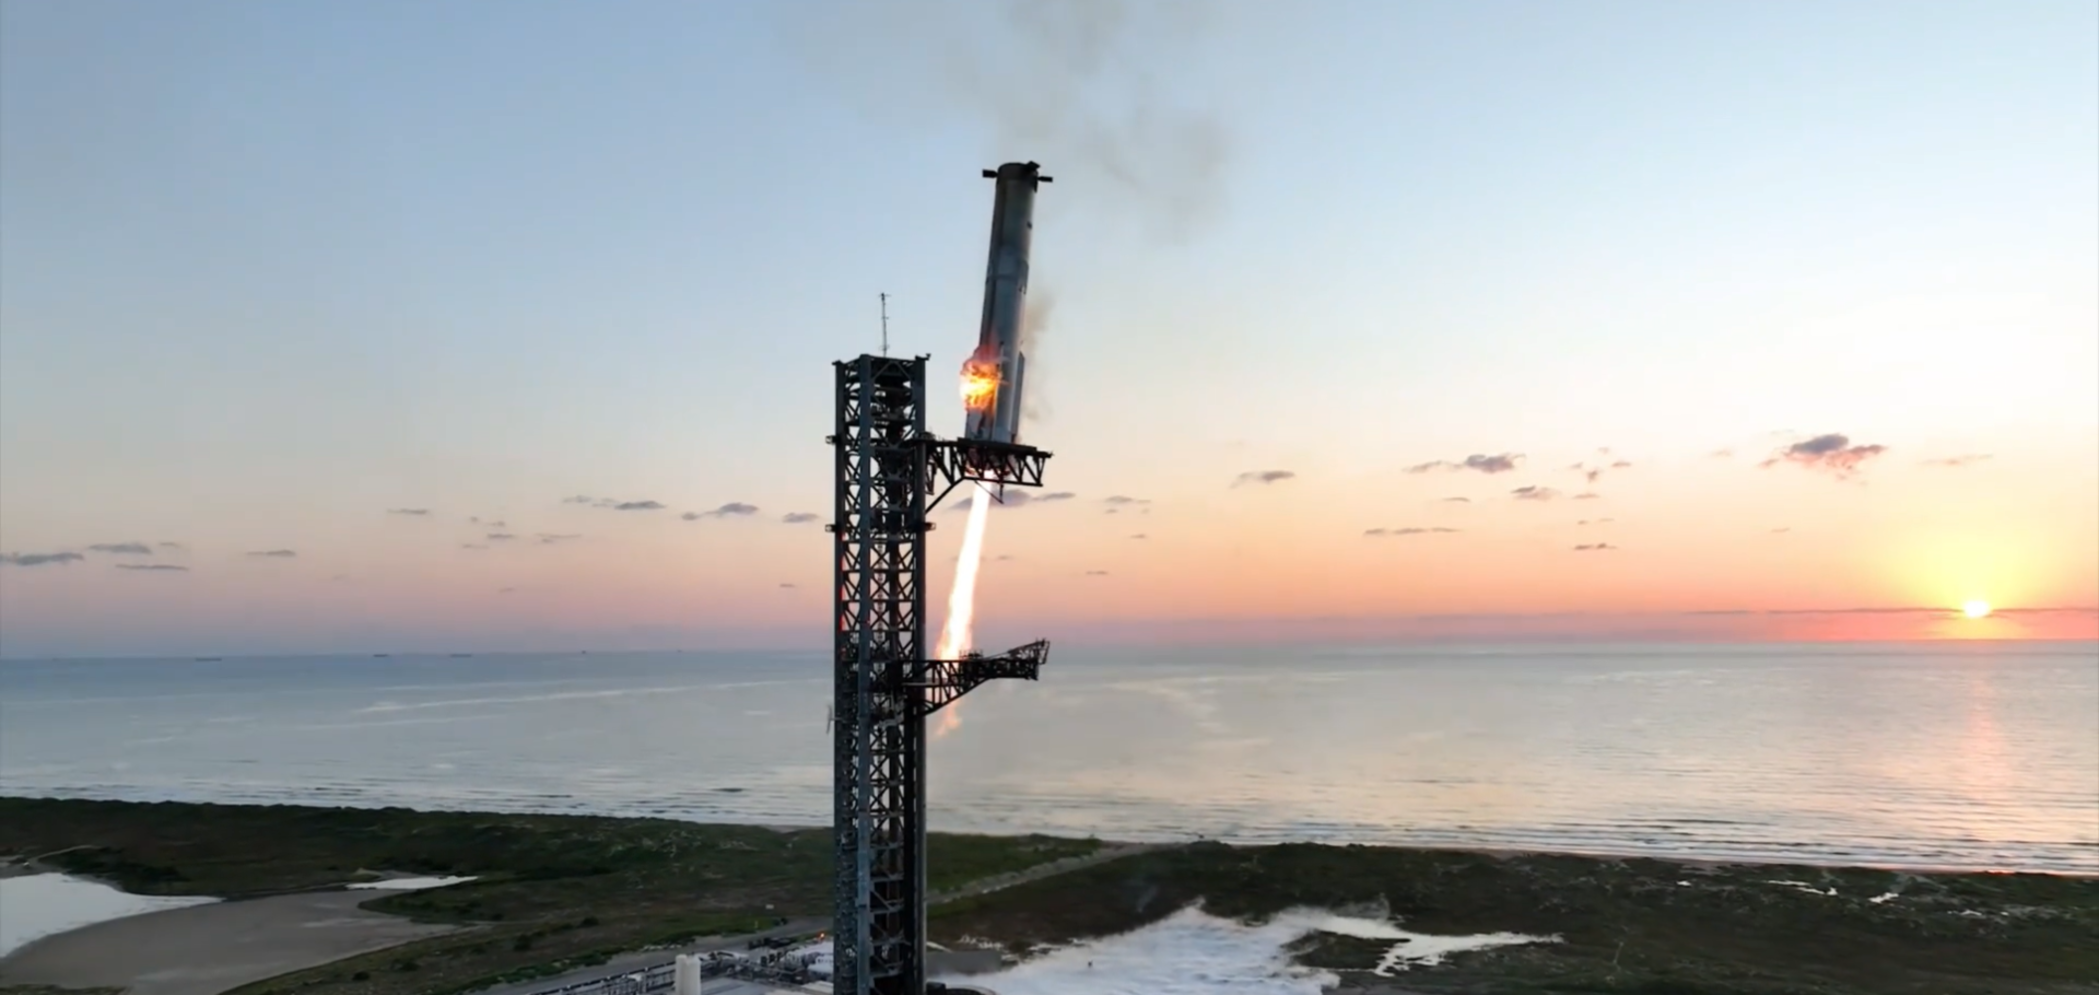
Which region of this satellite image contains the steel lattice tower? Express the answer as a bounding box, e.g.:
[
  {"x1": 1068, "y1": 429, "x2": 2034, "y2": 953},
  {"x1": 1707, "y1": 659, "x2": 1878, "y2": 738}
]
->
[{"x1": 828, "y1": 354, "x2": 1050, "y2": 995}]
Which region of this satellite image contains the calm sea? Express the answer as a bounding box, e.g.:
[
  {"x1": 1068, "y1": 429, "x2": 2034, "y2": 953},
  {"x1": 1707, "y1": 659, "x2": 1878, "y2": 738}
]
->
[{"x1": 1, "y1": 642, "x2": 2093, "y2": 875}]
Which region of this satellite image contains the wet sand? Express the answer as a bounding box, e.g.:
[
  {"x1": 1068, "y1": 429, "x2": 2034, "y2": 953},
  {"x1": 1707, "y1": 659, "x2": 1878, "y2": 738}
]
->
[{"x1": 0, "y1": 889, "x2": 461, "y2": 995}]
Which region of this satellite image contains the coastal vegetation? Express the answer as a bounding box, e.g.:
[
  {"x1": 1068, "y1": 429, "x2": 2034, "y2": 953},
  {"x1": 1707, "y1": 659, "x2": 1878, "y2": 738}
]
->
[{"x1": 4, "y1": 798, "x2": 2094, "y2": 995}]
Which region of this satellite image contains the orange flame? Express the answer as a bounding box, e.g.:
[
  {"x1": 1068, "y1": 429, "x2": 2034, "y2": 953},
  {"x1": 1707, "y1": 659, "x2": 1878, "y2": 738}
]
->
[
  {"x1": 932, "y1": 482, "x2": 994, "y2": 740},
  {"x1": 960, "y1": 359, "x2": 999, "y2": 412}
]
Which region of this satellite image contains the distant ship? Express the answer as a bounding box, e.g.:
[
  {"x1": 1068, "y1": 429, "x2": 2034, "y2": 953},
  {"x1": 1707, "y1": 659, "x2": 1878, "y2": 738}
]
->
[{"x1": 372, "y1": 653, "x2": 391, "y2": 659}]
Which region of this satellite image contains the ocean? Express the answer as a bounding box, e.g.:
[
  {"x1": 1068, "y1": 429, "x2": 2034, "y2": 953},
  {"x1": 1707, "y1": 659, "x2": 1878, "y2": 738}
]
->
[{"x1": 2, "y1": 641, "x2": 2093, "y2": 875}]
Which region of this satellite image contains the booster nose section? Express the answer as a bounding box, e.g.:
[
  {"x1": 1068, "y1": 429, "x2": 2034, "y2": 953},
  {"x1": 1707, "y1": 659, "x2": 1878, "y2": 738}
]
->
[{"x1": 963, "y1": 162, "x2": 1051, "y2": 445}]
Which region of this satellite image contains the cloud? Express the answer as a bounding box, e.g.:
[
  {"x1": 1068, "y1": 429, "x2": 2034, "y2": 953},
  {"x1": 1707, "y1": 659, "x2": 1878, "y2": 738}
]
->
[
  {"x1": 1573, "y1": 543, "x2": 1618, "y2": 552},
  {"x1": 468, "y1": 516, "x2": 509, "y2": 528},
  {"x1": 1406, "y1": 453, "x2": 1523, "y2": 475},
  {"x1": 1710, "y1": 448, "x2": 1735, "y2": 459},
  {"x1": 1922, "y1": 454, "x2": 1992, "y2": 468},
  {"x1": 246, "y1": 549, "x2": 297, "y2": 558},
  {"x1": 782, "y1": 512, "x2": 821, "y2": 524},
  {"x1": 1102, "y1": 495, "x2": 1150, "y2": 505},
  {"x1": 1511, "y1": 486, "x2": 1560, "y2": 502},
  {"x1": 1572, "y1": 491, "x2": 1602, "y2": 501},
  {"x1": 1771, "y1": 527, "x2": 1792, "y2": 534},
  {"x1": 1039, "y1": 491, "x2": 1078, "y2": 501},
  {"x1": 994, "y1": 554, "x2": 1017, "y2": 562},
  {"x1": 950, "y1": 491, "x2": 1036, "y2": 512},
  {"x1": 116, "y1": 563, "x2": 189, "y2": 572},
  {"x1": 1129, "y1": 533, "x2": 1148, "y2": 539},
  {"x1": 1760, "y1": 433, "x2": 1888, "y2": 478},
  {"x1": 611, "y1": 500, "x2": 665, "y2": 511},
  {"x1": 2, "y1": 552, "x2": 86, "y2": 567},
  {"x1": 86, "y1": 542, "x2": 153, "y2": 555},
  {"x1": 486, "y1": 533, "x2": 518, "y2": 542},
  {"x1": 386, "y1": 508, "x2": 431, "y2": 517},
  {"x1": 157, "y1": 541, "x2": 186, "y2": 551},
  {"x1": 536, "y1": 533, "x2": 582, "y2": 544},
  {"x1": 497, "y1": 586, "x2": 518, "y2": 595},
  {"x1": 684, "y1": 502, "x2": 760, "y2": 520},
  {"x1": 779, "y1": 582, "x2": 797, "y2": 589},
  {"x1": 1233, "y1": 469, "x2": 1296, "y2": 487},
  {"x1": 1438, "y1": 496, "x2": 1471, "y2": 504},
  {"x1": 1363, "y1": 527, "x2": 1461, "y2": 537},
  {"x1": 460, "y1": 543, "x2": 489, "y2": 551},
  {"x1": 1084, "y1": 569, "x2": 1110, "y2": 576},
  {"x1": 1568, "y1": 459, "x2": 1635, "y2": 484},
  {"x1": 1576, "y1": 518, "x2": 1615, "y2": 526},
  {"x1": 562, "y1": 495, "x2": 596, "y2": 505}
]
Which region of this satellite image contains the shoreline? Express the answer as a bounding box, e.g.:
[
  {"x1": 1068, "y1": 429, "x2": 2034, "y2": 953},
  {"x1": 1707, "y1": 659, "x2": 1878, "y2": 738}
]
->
[
  {"x1": 4, "y1": 796, "x2": 2095, "y2": 995},
  {"x1": 5, "y1": 790, "x2": 2090, "y2": 879}
]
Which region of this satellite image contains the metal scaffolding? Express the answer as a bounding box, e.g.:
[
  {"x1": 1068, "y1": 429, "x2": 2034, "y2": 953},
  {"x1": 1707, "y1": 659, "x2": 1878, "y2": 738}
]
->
[{"x1": 828, "y1": 353, "x2": 1052, "y2": 995}]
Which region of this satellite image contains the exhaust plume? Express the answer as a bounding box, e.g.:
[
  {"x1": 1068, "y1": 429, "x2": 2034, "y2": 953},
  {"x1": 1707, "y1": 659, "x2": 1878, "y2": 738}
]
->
[{"x1": 932, "y1": 482, "x2": 995, "y2": 739}]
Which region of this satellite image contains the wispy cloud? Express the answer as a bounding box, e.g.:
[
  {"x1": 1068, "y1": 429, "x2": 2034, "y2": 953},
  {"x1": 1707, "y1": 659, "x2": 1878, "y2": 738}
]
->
[
  {"x1": 994, "y1": 554, "x2": 1017, "y2": 562},
  {"x1": 246, "y1": 549, "x2": 297, "y2": 559},
  {"x1": 157, "y1": 541, "x2": 186, "y2": 551},
  {"x1": 497, "y1": 586, "x2": 518, "y2": 595},
  {"x1": 1364, "y1": 527, "x2": 1461, "y2": 537},
  {"x1": 951, "y1": 490, "x2": 1038, "y2": 512},
  {"x1": 1572, "y1": 491, "x2": 1602, "y2": 501},
  {"x1": 467, "y1": 516, "x2": 509, "y2": 528},
  {"x1": 536, "y1": 533, "x2": 582, "y2": 545},
  {"x1": 611, "y1": 500, "x2": 665, "y2": 512},
  {"x1": 486, "y1": 533, "x2": 518, "y2": 542},
  {"x1": 1407, "y1": 453, "x2": 1522, "y2": 475},
  {"x1": 1438, "y1": 496, "x2": 1472, "y2": 504},
  {"x1": 1512, "y1": 486, "x2": 1560, "y2": 502},
  {"x1": 86, "y1": 542, "x2": 153, "y2": 555},
  {"x1": 1760, "y1": 433, "x2": 1887, "y2": 479},
  {"x1": 1710, "y1": 448, "x2": 1735, "y2": 459},
  {"x1": 1568, "y1": 459, "x2": 1634, "y2": 484},
  {"x1": 1771, "y1": 527, "x2": 1792, "y2": 534},
  {"x1": 562, "y1": 495, "x2": 596, "y2": 505},
  {"x1": 683, "y1": 502, "x2": 759, "y2": 521},
  {"x1": 2, "y1": 551, "x2": 85, "y2": 567},
  {"x1": 1576, "y1": 518, "x2": 1615, "y2": 526},
  {"x1": 386, "y1": 508, "x2": 431, "y2": 517},
  {"x1": 782, "y1": 512, "x2": 821, "y2": 525},
  {"x1": 1922, "y1": 454, "x2": 1992, "y2": 468},
  {"x1": 1084, "y1": 569, "x2": 1110, "y2": 576},
  {"x1": 1129, "y1": 533, "x2": 1148, "y2": 540},
  {"x1": 779, "y1": 582, "x2": 797, "y2": 589},
  {"x1": 460, "y1": 543, "x2": 489, "y2": 551},
  {"x1": 1233, "y1": 469, "x2": 1296, "y2": 487},
  {"x1": 1039, "y1": 491, "x2": 1078, "y2": 501},
  {"x1": 117, "y1": 563, "x2": 189, "y2": 572},
  {"x1": 1573, "y1": 543, "x2": 1618, "y2": 552},
  {"x1": 1102, "y1": 495, "x2": 1149, "y2": 505}
]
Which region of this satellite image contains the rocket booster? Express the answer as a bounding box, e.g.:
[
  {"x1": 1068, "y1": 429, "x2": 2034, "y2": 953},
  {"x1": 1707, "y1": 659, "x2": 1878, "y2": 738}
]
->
[{"x1": 962, "y1": 161, "x2": 1051, "y2": 445}]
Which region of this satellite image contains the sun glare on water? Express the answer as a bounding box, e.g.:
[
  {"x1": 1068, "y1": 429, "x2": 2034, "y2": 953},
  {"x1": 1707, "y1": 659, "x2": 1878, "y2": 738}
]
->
[{"x1": 1962, "y1": 600, "x2": 1991, "y2": 619}]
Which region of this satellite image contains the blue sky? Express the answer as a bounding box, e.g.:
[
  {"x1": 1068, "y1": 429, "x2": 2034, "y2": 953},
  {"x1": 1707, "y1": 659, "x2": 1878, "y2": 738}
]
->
[{"x1": 2, "y1": 0, "x2": 2094, "y2": 656}]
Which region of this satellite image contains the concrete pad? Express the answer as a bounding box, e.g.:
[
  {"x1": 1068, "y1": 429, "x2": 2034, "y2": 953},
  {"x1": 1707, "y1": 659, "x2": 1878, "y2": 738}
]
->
[{"x1": 0, "y1": 889, "x2": 460, "y2": 995}]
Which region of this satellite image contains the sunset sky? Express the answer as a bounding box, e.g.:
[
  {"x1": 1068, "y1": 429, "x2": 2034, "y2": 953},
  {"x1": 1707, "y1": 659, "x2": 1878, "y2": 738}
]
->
[{"x1": 2, "y1": 0, "x2": 2095, "y2": 657}]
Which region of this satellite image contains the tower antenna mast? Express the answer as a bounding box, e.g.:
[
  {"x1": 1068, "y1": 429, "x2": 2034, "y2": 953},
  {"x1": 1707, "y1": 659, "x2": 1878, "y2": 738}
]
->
[{"x1": 880, "y1": 293, "x2": 890, "y2": 356}]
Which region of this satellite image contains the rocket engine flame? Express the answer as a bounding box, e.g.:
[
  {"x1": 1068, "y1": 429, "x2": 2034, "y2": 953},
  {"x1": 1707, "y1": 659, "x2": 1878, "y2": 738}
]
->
[{"x1": 932, "y1": 481, "x2": 995, "y2": 739}]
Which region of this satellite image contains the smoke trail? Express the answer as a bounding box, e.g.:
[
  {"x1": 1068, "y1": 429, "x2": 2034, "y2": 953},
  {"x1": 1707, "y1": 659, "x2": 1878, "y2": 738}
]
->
[
  {"x1": 931, "y1": 482, "x2": 994, "y2": 739},
  {"x1": 786, "y1": 0, "x2": 1234, "y2": 243}
]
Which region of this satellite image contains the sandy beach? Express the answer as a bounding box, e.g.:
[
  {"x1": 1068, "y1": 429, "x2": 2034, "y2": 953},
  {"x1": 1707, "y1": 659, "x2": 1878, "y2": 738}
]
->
[{"x1": 0, "y1": 889, "x2": 460, "y2": 995}]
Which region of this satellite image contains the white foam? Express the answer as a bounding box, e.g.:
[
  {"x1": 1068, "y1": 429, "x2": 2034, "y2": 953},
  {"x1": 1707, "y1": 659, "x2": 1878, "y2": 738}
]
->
[
  {"x1": 0, "y1": 873, "x2": 217, "y2": 957},
  {"x1": 933, "y1": 906, "x2": 1557, "y2": 993},
  {"x1": 345, "y1": 875, "x2": 478, "y2": 890}
]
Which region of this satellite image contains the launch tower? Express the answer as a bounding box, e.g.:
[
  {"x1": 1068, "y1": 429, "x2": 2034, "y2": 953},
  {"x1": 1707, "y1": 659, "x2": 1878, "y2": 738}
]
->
[{"x1": 827, "y1": 163, "x2": 1056, "y2": 995}]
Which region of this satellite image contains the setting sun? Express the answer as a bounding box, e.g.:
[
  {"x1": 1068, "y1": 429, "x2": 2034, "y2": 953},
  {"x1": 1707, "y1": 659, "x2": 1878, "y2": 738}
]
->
[{"x1": 1962, "y1": 600, "x2": 1992, "y2": 619}]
